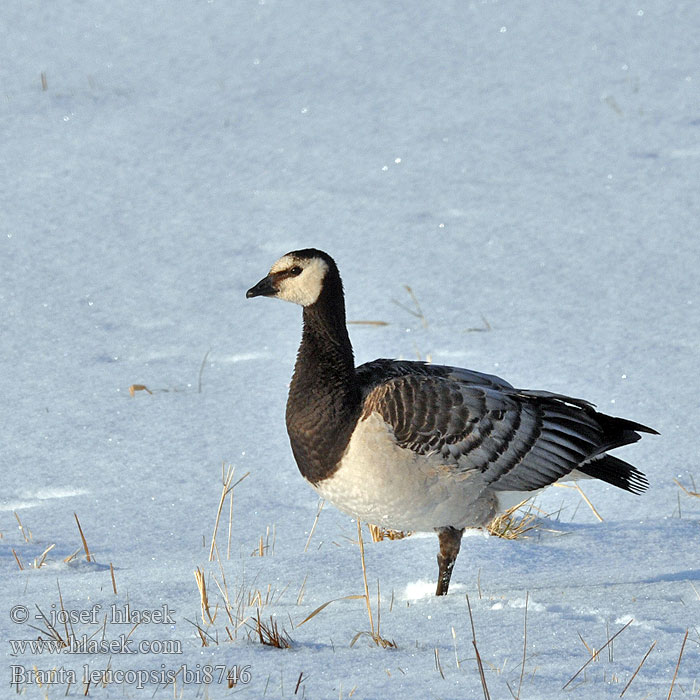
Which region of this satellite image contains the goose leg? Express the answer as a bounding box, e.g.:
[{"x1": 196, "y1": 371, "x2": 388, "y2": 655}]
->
[{"x1": 435, "y1": 526, "x2": 464, "y2": 596}]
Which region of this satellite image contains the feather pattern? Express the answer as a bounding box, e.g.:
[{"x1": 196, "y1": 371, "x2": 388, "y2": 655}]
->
[{"x1": 358, "y1": 362, "x2": 652, "y2": 494}]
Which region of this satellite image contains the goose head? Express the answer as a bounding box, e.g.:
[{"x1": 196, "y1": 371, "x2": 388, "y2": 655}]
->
[{"x1": 246, "y1": 248, "x2": 338, "y2": 308}]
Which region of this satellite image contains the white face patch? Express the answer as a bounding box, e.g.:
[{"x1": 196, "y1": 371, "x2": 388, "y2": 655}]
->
[{"x1": 269, "y1": 254, "x2": 329, "y2": 307}]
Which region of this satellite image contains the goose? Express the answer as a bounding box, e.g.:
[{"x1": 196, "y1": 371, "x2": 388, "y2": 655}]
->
[{"x1": 246, "y1": 249, "x2": 656, "y2": 595}]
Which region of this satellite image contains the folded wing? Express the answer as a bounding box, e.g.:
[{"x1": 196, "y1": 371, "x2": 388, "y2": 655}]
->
[{"x1": 357, "y1": 363, "x2": 653, "y2": 493}]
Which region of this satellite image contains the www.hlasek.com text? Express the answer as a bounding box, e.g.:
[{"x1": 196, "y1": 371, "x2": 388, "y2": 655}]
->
[{"x1": 9, "y1": 634, "x2": 182, "y2": 655}]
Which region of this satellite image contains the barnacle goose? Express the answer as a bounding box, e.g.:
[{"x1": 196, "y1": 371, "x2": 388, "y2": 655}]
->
[{"x1": 247, "y1": 249, "x2": 656, "y2": 595}]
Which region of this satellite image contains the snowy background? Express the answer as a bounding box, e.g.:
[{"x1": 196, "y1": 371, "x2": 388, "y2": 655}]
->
[{"x1": 2, "y1": 1, "x2": 699, "y2": 697}]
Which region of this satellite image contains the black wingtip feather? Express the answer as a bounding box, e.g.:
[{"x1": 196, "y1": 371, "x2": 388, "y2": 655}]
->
[
  {"x1": 577, "y1": 454, "x2": 649, "y2": 494},
  {"x1": 593, "y1": 412, "x2": 659, "y2": 453}
]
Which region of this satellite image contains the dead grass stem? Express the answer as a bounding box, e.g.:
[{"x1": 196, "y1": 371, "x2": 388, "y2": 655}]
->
[
  {"x1": 351, "y1": 521, "x2": 396, "y2": 649},
  {"x1": 667, "y1": 630, "x2": 688, "y2": 700},
  {"x1": 674, "y1": 478, "x2": 700, "y2": 499},
  {"x1": 620, "y1": 640, "x2": 656, "y2": 697},
  {"x1": 358, "y1": 520, "x2": 374, "y2": 637},
  {"x1": 517, "y1": 592, "x2": 529, "y2": 699},
  {"x1": 366, "y1": 523, "x2": 410, "y2": 542},
  {"x1": 466, "y1": 594, "x2": 491, "y2": 700},
  {"x1": 252, "y1": 525, "x2": 275, "y2": 557},
  {"x1": 74, "y1": 513, "x2": 92, "y2": 562},
  {"x1": 209, "y1": 464, "x2": 249, "y2": 561},
  {"x1": 297, "y1": 595, "x2": 365, "y2": 627},
  {"x1": 563, "y1": 619, "x2": 633, "y2": 690},
  {"x1": 296, "y1": 574, "x2": 308, "y2": 606},
  {"x1": 128, "y1": 384, "x2": 152, "y2": 396},
  {"x1": 304, "y1": 499, "x2": 325, "y2": 552},
  {"x1": 34, "y1": 544, "x2": 55, "y2": 569},
  {"x1": 109, "y1": 563, "x2": 117, "y2": 594},
  {"x1": 198, "y1": 348, "x2": 211, "y2": 393},
  {"x1": 194, "y1": 567, "x2": 216, "y2": 624},
  {"x1": 466, "y1": 314, "x2": 492, "y2": 333},
  {"x1": 248, "y1": 609, "x2": 292, "y2": 649},
  {"x1": 12, "y1": 549, "x2": 24, "y2": 570},
  {"x1": 392, "y1": 285, "x2": 428, "y2": 327},
  {"x1": 297, "y1": 525, "x2": 395, "y2": 648},
  {"x1": 551, "y1": 483, "x2": 604, "y2": 522},
  {"x1": 488, "y1": 501, "x2": 542, "y2": 539},
  {"x1": 434, "y1": 647, "x2": 445, "y2": 679},
  {"x1": 14, "y1": 511, "x2": 33, "y2": 542}
]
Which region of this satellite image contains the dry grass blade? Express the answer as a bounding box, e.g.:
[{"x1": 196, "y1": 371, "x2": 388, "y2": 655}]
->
[
  {"x1": 194, "y1": 567, "x2": 216, "y2": 624},
  {"x1": 577, "y1": 631, "x2": 594, "y2": 657},
  {"x1": 667, "y1": 630, "x2": 688, "y2": 700},
  {"x1": 354, "y1": 522, "x2": 397, "y2": 648},
  {"x1": 209, "y1": 465, "x2": 249, "y2": 561},
  {"x1": 354, "y1": 576, "x2": 397, "y2": 649},
  {"x1": 14, "y1": 511, "x2": 33, "y2": 542},
  {"x1": 572, "y1": 483, "x2": 604, "y2": 522},
  {"x1": 248, "y1": 609, "x2": 292, "y2": 649},
  {"x1": 366, "y1": 523, "x2": 411, "y2": 542},
  {"x1": 57, "y1": 582, "x2": 75, "y2": 646},
  {"x1": 517, "y1": 592, "x2": 528, "y2": 699},
  {"x1": 128, "y1": 384, "x2": 152, "y2": 396},
  {"x1": 110, "y1": 562, "x2": 117, "y2": 594},
  {"x1": 12, "y1": 549, "x2": 24, "y2": 570},
  {"x1": 563, "y1": 619, "x2": 633, "y2": 689},
  {"x1": 296, "y1": 574, "x2": 308, "y2": 606},
  {"x1": 620, "y1": 640, "x2": 656, "y2": 697},
  {"x1": 451, "y1": 626, "x2": 461, "y2": 669},
  {"x1": 252, "y1": 524, "x2": 276, "y2": 557},
  {"x1": 434, "y1": 647, "x2": 445, "y2": 679},
  {"x1": 184, "y1": 616, "x2": 216, "y2": 647},
  {"x1": 466, "y1": 314, "x2": 492, "y2": 333},
  {"x1": 227, "y1": 481, "x2": 234, "y2": 560},
  {"x1": 488, "y1": 501, "x2": 540, "y2": 539},
  {"x1": 347, "y1": 320, "x2": 389, "y2": 326},
  {"x1": 34, "y1": 543, "x2": 55, "y2": 569},
  {"x1": 297, "y1": 595, "x2": 365, "y2": 627},
  {"x1": 211, "y1": 575, "x2": 238, "y2": 633},
  {"x1": 198, "y1": 348, "x2": 211, "y2": 393},
  {"x1": 466, "y1": 594, "x2": 491, "y2": 700},
  {"x1": 552, "y1": 483, "x2": 604, "y2": 522},
  {"x1": 74, "y1": 513, "x2": 92, "y2": 562},
  {"x1": 32, "y1": 603, "x2": 69, "y2": 648},
  {"x1": 297, "y1": 525, "x2": 397, "y2": 647},
  {"x1": 392, "y1": 285, "x2": 428, "y2": 327},
  {"x1": 349, "y1": 630, "x2": 397, "y2": 649},
  {"x1": 62, "y1": 547, "x2": 81, "y2": 564},
  {"x1": 357, "y1": 520, "x2": 374, "y2": 638},
  {"x1": 304, "y1": 499, "x2": 325, "y2": 552},
  {"x1": 674, "y1": 478, "x2": 700, "y2": 498}
]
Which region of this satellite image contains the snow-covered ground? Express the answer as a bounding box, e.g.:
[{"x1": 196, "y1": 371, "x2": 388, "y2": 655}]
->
[{"x1": 3, "y1": 1, "x2": 699, "y2": 697}]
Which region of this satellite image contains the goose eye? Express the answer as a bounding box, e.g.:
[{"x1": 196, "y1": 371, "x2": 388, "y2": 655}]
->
[{"x1": 290, "y1": 266, "x2": 302, "y2": 276}]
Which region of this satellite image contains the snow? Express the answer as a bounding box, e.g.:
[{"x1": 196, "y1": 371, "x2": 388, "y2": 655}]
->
[{"x1": 2, "y1": 1, "x2": 699, "y2": 697}]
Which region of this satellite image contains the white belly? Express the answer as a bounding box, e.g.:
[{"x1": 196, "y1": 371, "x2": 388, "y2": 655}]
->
[{"x1": 311, "y1": 413, "x2": 498, "y2": 531}]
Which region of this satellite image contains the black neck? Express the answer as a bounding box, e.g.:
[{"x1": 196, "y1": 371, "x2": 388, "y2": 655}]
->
[{"x1": 285, "y1": 276, "x2": 361, "y2": 483}]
